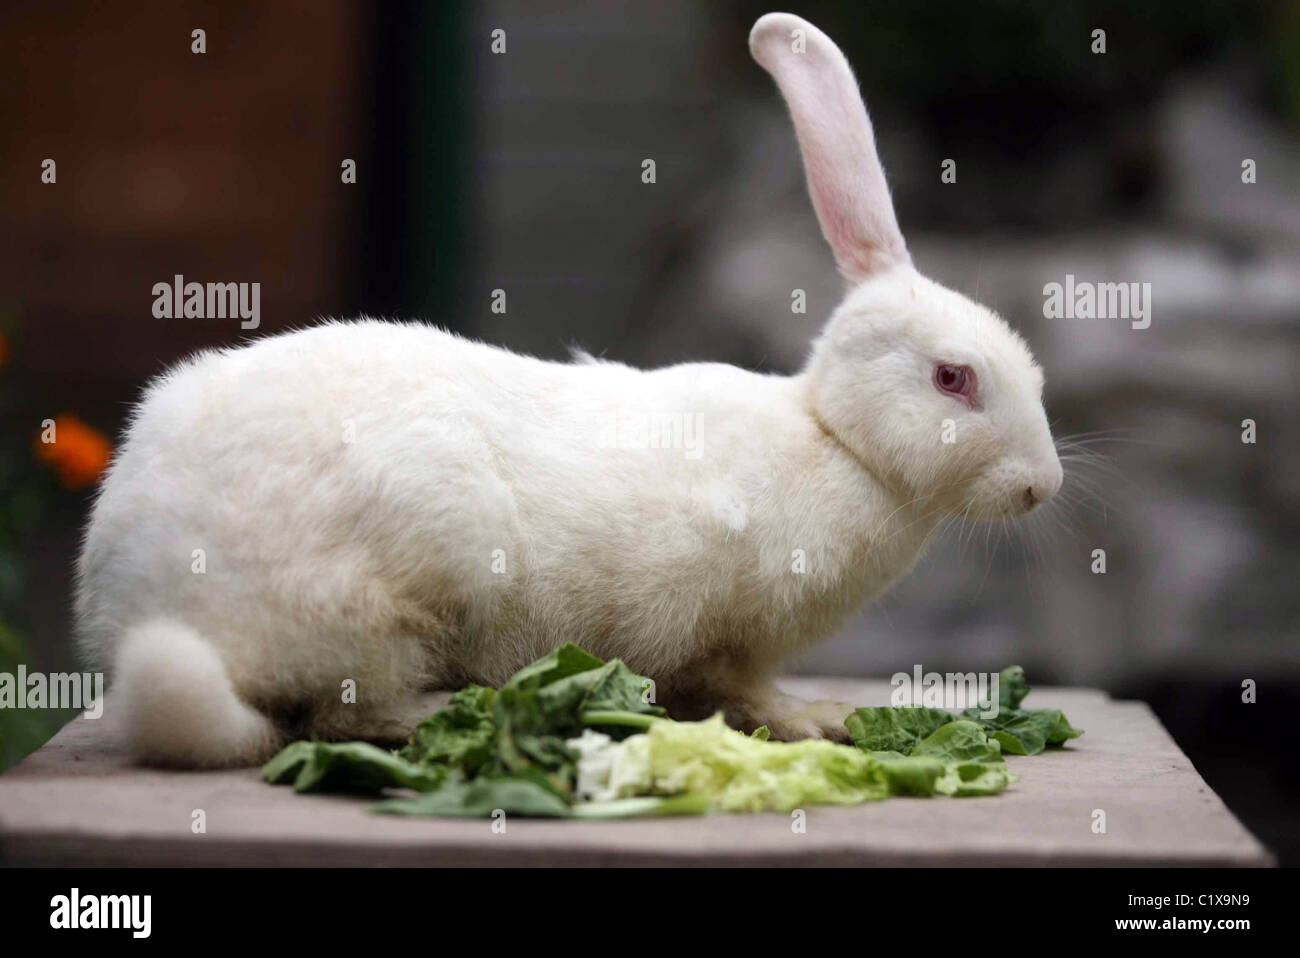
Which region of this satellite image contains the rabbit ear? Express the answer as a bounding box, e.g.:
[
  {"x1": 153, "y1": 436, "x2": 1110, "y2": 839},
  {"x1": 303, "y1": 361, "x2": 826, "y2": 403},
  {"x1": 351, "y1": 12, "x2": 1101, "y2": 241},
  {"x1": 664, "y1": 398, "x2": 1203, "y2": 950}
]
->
[{"x1": 750, "y1": 13, "x2": 910, "y2": 282}]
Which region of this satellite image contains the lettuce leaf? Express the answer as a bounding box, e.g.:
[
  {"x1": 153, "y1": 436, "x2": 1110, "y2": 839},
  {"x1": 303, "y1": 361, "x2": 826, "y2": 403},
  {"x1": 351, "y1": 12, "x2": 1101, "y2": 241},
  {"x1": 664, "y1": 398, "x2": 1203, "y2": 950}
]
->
[
  {"x1": 263, "y1": 740, "x2": 445, "y2": 794},
  {"x1": 265, "y1": 644, "x2": 665, "y2": 804},
  {"x1": 997, "y1": 664, "x2": 1031, "y2": 710},
  {"x1": 502, "y1": 644, "x2": 605, "y2": 692},
  {"x1": 847, "y1": 715, "x2": 1015, "y2": 797},
  {"x1": 377, "y1": 780, "x2": 712, "y2": 819},
  {"x1": 870, "y1": 753, "x2": 947, "y2": 795},
  {"x1": 908, "y1": 720, "x2": 1015, "y2": 795},
  {"x1": 960, "y1": 666, "x2": 1084, "y2": 755},
  {"x1": 568, "y1": 793, "x2": 714, "y2": 819},
  {"x1": 375, "y1": 770, "x2": 572, "y2": 818},
  {"x1": 845, "y1": 665, "x2": 1079, "y2": 791},
  {"x1": 264, "y1": 650, "x2": 1071, "y2": 817},
  {"x1": 399, "y1": 684, "x2": 496, "y2": 770},
  {"x1": 843, "y1": 706, "x2": 954, "y2": 753},
  {"x1": 909, "y1": 719, "x2": 1003, "y2": 763},
  {"x1": 637, "y1": 714, "x2": 891, "y2": 812},
  {"x1": 485, "y1": 648, "x2": 666, "y2": 796},
  {"x1": 963, "y1": 706, "x2": 1083, "y2": 755}
]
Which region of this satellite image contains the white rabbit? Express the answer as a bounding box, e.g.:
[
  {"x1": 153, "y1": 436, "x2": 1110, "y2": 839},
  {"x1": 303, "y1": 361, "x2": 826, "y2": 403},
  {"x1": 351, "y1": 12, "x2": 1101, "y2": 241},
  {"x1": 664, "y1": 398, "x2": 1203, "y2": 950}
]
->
[{"x1": 76, "y1": 12, "x2": 1062, "y2": 766}]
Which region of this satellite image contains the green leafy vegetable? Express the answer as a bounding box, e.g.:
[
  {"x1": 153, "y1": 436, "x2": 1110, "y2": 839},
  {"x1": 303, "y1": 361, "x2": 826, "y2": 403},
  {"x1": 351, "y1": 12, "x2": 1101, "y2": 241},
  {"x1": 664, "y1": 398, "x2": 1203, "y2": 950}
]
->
[
  {"x1": 265, "y1": 644, "x2": 668, "y2": 810},
  {"x1": 1047, "y1": 712, "x2": 1084, "y2": 745},
  {"x1": 485, "y1": 648, "x2": 668, "y2": 797},
  {"x1": 997, "y1": 664, "x2": 1031, "y2": 710},
  {"x1": 378, "y1": 782, "x2": 712, "y2": 820},
  {"x1": 963, "y1": 707, "x2": 1082, "y2": 755},
  {"x1": 870, "y1": 754, "x2": 946, "y2": 796},
  {"x1": 843, "y1": 706, "x2": 953, "y2": 753},
  {"x1": 909, "y1": 719, "x2": 1003, "y2": 764},
  {"x1": 376, "y1": 770, "x2": 571, "y2": 818},
  {"x1": 580, "y1": 710, "x2": 662, "y2": 732},
  {"x1": 859, "y1": 720, "x2": 1014, "y2": 797},
  {"x1": 908, "y1": 720, "x2": 1015, "y2": 795},
  {"x1": 568, "y1": 793, "x2": 714, "y2": 819},
  {"x1": 845, "y1": 665, "x2": 1080, "y2": 794},
  {"x1": 263, "y1": 740, "x2": 445, "y2": 794},
  {"x1": 570, "y1": 715, "x2": 892, "y2": 812},
  {"x1": 568, "y1": 659, "x2": 666, "y2": 719},
  {"x1": 399, "y1": 684, "x2": 496, "y2": 771},
  {"x1": 959, "y1": 665, "x2": 1084, "y2": 755},
  {"x1": 502, "y1": 644, "x2": 605, "y2": 692},
  {"x1": 264, "y1": 649, "x2": 1079, "y2": 818}
]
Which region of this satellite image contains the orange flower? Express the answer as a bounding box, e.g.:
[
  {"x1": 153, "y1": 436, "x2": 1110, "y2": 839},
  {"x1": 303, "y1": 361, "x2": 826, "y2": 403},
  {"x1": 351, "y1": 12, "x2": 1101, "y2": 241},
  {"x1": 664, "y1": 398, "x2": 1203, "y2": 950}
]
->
[{"x1": 35, "y1": 414, "x2": 113, "y2": 489}]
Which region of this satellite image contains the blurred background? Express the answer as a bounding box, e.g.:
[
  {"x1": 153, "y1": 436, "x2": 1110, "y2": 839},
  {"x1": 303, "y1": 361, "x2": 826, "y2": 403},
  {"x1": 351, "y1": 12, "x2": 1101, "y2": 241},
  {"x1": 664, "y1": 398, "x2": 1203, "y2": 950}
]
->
[{"x1": 2, "y1": 1, "x2": 1297, "y2": 860}]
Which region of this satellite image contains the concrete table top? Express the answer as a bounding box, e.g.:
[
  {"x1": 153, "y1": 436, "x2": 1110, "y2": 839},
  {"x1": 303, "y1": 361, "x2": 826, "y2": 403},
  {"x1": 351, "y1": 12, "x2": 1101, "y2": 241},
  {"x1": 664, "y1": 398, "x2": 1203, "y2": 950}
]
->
[{"x1": 0, "y1": 678, "x2": 1273, "y2": 866}]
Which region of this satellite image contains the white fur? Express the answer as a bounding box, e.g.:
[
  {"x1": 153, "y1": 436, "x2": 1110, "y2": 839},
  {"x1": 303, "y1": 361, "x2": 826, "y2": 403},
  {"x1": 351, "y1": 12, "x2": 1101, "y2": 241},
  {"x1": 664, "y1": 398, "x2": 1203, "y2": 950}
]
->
[
  {"x1": 112, "y1": 620, "x2": 280, "y2": 766},
  {"x1": 76, "y1": 13, "x2": 1062, "y2": 765}
]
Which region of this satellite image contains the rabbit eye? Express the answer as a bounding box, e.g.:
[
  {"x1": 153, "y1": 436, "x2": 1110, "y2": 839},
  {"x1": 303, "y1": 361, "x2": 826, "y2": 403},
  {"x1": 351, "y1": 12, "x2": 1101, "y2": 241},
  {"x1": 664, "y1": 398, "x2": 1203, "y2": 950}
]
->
[{"x1": 934, "y1": 363, "x2": 976, "y2": 403}]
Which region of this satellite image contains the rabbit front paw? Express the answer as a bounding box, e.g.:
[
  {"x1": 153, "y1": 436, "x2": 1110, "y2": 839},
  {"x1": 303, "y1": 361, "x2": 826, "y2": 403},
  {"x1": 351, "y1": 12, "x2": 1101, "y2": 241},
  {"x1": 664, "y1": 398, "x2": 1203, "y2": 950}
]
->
[
  {"x1": 722, "y1": 694, "x2": 854, "y2": 743},
  {"x1": 764, "y1": 699, "x2": 854, "y2": 743}
]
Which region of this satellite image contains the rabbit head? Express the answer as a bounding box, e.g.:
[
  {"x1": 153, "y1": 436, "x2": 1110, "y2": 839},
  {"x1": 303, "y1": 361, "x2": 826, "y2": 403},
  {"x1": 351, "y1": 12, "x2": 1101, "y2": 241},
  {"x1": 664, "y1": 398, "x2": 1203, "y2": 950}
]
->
[{"x1": 751, "y1": 13, "x2": 1062, "y2": 520}]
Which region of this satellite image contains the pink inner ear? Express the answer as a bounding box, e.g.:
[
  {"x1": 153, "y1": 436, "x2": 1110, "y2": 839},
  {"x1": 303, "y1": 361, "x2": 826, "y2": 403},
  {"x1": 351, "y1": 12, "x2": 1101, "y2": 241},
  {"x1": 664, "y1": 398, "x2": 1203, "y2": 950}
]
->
[
  {"x1": 752, "y1": 17, "x2": 910, "y2": 282},
  {"x1": 813, "y1": 173, "x2": 901, "y2": 281}
]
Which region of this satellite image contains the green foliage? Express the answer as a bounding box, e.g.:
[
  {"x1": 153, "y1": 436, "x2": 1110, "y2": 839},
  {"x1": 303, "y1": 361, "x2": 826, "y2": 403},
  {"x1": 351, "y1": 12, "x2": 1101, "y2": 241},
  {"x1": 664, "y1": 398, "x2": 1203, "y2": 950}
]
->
[
  {"x1": 398, "y1": 685, "x2": 496, "y2": 772},
  {"x1": 0, "y1": 620, "x2": 62, "y2": 771},
  {"x1": 960, "y1": 665, "x2": 1085, "y2": 755},
  {"x1": 267, "y1": 644, "x2": 684, "y2": 819},
  {"x1": 264, "y1": 740, "x2": 447, "y2": 794},
  {"x1": 636, "y1": 713, "x2": 891, "y2": 812},
  {"x1": 843, "y1": 705, "x2": 954, "y2": 754},
  {"x1": 0, "y1": 309, "x2": 80, "y2": 773},
  {"x1": 854, "y1": 719, "x2": 1016, "y2": 799},
  {"x1": 846, "y1": 664, "x2": 1084, "y2": 796},
  {"x1": 265, "y1": 648, "x2": 1082, "y2": 818}
]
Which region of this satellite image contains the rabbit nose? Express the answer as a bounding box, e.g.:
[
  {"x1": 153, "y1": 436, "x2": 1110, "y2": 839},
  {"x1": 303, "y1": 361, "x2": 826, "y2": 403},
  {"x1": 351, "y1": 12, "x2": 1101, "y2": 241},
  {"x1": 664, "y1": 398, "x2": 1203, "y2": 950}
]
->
[
  {"x1": 1024, "y1": 465, "x2": 1063, "y2": 511},
  {"x1": 1022, "y1": 483, "x2": 1054, "y2": 511},
  {"x1": 1023, "y1": 486, "x2": 1039, "y2": 511}
]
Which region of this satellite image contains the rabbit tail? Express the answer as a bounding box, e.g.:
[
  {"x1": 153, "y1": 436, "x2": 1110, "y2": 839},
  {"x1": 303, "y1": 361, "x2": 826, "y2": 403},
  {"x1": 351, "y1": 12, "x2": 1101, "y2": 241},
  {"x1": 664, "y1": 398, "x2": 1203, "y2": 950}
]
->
[{"x1": 112, "y1": 619, "x2": 281, "y2": 767}]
